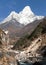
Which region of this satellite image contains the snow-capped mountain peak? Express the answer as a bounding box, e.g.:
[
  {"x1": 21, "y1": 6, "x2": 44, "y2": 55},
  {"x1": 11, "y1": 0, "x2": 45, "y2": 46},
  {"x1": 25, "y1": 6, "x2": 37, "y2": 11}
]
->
[
  {"x1": 19, "y1": 6, "x2": 44, "y2": 25},
  {"x1": 0, "y1": 6, "x2": 44, "y2": 25},
  {"x1": 19, "y1": 6, "x2": 35, "y2": 25},
  {"x1": 9, "y1": 11, "x2": 18, "y2": 18},
  {"x1": 9, "y1": 11, "x2": 19, "y2": 20},
  {"x1": 19, "y1": 6, "x2": 34, "y2": 17},
  {"x1": 0, "y1": 11, "x2": 19, "y2": 24},
  {"x1": 10, "y1": 11, "x2": 16, "y2": 15}
]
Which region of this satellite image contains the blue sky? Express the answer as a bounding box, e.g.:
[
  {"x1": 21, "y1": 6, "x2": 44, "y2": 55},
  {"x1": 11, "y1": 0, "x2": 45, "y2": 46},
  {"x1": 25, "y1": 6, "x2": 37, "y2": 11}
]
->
[{"x1": 0, "y1": 0, "x2": 46, "y2": 21}]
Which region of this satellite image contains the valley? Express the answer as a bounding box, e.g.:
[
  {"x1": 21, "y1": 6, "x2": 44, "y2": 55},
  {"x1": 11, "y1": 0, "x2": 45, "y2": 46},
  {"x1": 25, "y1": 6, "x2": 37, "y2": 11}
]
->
[{"x1": 0, "y1": 6, "x2": 46, "y2": 65}]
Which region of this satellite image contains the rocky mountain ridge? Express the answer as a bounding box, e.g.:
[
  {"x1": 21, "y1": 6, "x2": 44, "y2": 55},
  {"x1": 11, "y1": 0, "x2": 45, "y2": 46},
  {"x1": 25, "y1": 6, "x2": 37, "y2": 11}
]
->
[{"x1": 0, "y1": 6, "x2": 44, "y2": 40}]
